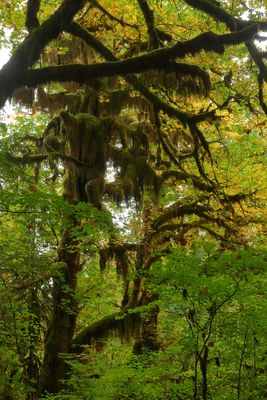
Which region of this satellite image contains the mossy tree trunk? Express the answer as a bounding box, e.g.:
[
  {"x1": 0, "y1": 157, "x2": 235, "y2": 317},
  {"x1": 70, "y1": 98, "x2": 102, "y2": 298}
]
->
[
  {"x1": 39, "y1": 228, "x2": 80, "y2": 394},
  {"x1": 39, "y1": 92, "x2": 104, "y2": 394}
]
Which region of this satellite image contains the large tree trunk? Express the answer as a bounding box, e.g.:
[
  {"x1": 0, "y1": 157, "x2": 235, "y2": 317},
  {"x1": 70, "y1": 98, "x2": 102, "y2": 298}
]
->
[
  {"x1": 39, "y1": 228, "x2": 80, "y2": 394},
  {"x1": 39, "y1": 89, "x2": 105, "y2": 394}
]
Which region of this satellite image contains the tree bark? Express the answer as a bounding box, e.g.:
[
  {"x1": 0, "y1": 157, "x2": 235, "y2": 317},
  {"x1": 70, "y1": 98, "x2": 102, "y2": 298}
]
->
[{"x1": 39, "y1": 228, "x2": 80, "y2": 394}]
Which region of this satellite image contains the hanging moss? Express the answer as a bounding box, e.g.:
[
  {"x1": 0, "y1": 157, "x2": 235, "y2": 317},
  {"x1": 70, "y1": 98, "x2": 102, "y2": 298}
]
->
[
  {"x1": 100, "y1": 86, "x2": 154, "y2": 121},
  {"x1": 85, "y1": 175, "x2": 105, "y2": 209},
  {"x1": 44, "y1": 133, "x2": 61, "y2": 152},
  {"x1": 59, "y1": 111, "x2": 111, "y2": 203},
  {"x1": 42, "y1": 34, "x2": 95, "y2": 67},
  {"x1": 35, "y1": 86, "x2": 85, "y2": 114},
  {"x1": 12, "y1": 86, "x2": 34, "y2": 108},
  {"x1": 72, "y1": 311, "x2": 141, "y2": 351},
  {"x1": 114, "y1": 246, "x2": 129, "y2": 280},
  {"x1": 131, "y1": 126, "x2": 149, "y2": 154},
  {"x1": 99, "y1": 248, "x2": 109, "y2": 273},
  {"x1": 104, "y1": 181, "x2": 125, "y2": 205},
  {"x1": 142, "y1": 66, "x2": 211, "y2": 98}
]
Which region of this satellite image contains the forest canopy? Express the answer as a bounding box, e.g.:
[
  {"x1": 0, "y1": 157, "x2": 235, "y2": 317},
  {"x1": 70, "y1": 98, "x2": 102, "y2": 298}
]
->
[{"x1": 0, "y1": 1, "x2": 266, "y2": 399}]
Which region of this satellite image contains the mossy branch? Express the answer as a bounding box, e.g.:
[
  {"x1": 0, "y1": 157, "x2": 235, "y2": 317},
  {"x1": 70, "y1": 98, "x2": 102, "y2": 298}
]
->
[
  {"x1": 161, "y1": 170, "x2": 215, "y2": 192},
  {"x1": 184, "y1": 0, "x2": 237, "y2": 31},
  {"x1": 152, "y1": 201, "x2": 210, "y2": 230},
  {"x1": 20, "y1": 26, "x2": 258, "y2": 87},
  {"x1": 65, "y1": 23, "x2": 214, "y2": 124},
  {"x1": 184, "y1": 0, "x2": 267, "y2": 86},
  {"x1": 7, "y1": 153, "x2": 48, "y2": 164}
]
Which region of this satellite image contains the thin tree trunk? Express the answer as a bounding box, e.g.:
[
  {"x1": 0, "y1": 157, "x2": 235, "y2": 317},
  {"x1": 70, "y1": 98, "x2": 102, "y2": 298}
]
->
[{"x1": 200, "y1": 346, "x2": 209, "y2": 400}]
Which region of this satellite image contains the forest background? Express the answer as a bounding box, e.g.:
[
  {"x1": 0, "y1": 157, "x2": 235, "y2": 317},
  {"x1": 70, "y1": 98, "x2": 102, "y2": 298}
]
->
[{"x1": 0, "y1": 1, "x2": 266, "y2": 399}]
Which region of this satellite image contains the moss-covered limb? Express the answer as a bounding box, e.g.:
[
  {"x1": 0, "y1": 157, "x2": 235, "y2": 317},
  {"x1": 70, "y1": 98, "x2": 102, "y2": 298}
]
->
[
  {"x1": 20, "y1": 25, "x2": 258, "y2": 88},
  {"x1": 134, "y1": 79, "x2": 215, "y2": 124},
  {"x1": 188, "y1": 123, "x2": 211, "y2": 180},
  {"x1": 170, "y1": 62, "x2": 211, "y2": 94},
  {"x1": 0, "y1": 0, "x2": 86, "y2": 107},
  {"x1": 193, "y1": 210, "x2": 231, "y2": 231},
  {"x1": 184, "y1": 0, "x2": 267, "y2": 86},
  {"x1": 152, "y1": 201, "x2": 210, "y2": 230},
  {"x1": 66, "y1": 23, "x2": 215, "y2": 124},
  {"x1": 160, "y1": 170, "x2": 215, "y2": 192},
  {"x1": 7, "y1": 153, "x2": 48, "y2": 164},
  {"x1": 153, "y1": 114, "x2": 182, "y2": 166},
  {"x1": 67, "y1": 22, "x2": 256, "y2": 123},
  {"x1": 154, "y1": 221, "x2": 232, "y2": 247},
  {"x1": 184, "y1": 0, "x2": 237, "y2": 31},
  {"x1": 161, "y1": 171, "x2": 254, "y2": 205},
  {"x1": 220, "y1": 190, "x2": 257, "y2": 204},
  {"x1": 25, "y1": 0, "x2": 41, "y2": 32},
  {"x1": 241, "y1": 20, "x2": 267, "y2": 32},
  {"x1": 151, "y1": 217, "x2": 238, "y2": 248},
  {"x1": 137, "y1": 0, "x2": 159, "y2": 49},
  {"x1": 198, "y1": 225, "x2": 230, "y2": 242},
  {"x1": 154, "y1": 220, "x2": 206, "y2": 236},
  {"x1": 185, "y1": 0, "x2": 267, "y2": 32},
  {"x1": 71, "y1": 311, "x2": 140, "y2": 352},
  {"x1": 189, "y1": 123, "x2": 213, "y2": 174}
]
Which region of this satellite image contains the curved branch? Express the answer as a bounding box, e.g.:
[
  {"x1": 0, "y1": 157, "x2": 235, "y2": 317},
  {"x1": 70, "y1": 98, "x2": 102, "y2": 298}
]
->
[
  {"x1": 184, "y1": 0, "x2": 267, "y2": 88},
  {"x1": 161, "y1": 170, "x2": 215, "y2": 192},
  {"x1": 155, "y1": 219, "x2": 206, "y2": 235},
  {"x1": 184, "y1": 0, "x2": 267, "y2": 32},
  {"x1": 152, "y1": 201, "x2": 209, "y2": 230},
  {"x1": 184, "y1": 0, "x2": 237, "y2": 31}
]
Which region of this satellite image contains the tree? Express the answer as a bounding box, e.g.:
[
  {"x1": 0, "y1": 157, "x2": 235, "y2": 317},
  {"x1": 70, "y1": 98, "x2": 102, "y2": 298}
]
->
[{"x1": 0, "y1": 0, "x2": 266, "y2": 399}]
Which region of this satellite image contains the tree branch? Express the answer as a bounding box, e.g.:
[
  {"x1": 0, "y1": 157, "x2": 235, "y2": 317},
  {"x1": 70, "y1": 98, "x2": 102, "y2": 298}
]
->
[
  {"x1": 21, "y1": 25, "x2": 259, "y2": 87},
  {"x1": 7, "y1": 153, "x2": 48, "y2": 164},
  {"x1": 137, "y1": 0, "x2": 159, "y2": 49},
  {"x1": 184, "y1": 0, "x2": 237, "y2": 31},
  {"x1": 25, "y1": 0, "x2": 41, "y2": 32},
  {"x1": 65, "y1": 23, "x2": 258, "y2": 130},
  {"x1": 184, "y1": 0, "x2": 267, "y2": 88},
  {"x1": 160, "y1": 170, "x2": 215, "y2": 192},
  {"x1": 152, "y1": 201, "x2": 209, "y2": 230}
]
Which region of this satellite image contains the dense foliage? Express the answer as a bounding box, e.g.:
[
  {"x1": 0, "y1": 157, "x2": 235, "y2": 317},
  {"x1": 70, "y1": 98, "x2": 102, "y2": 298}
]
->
[{"x1": 0, "y1": 1, "x2": 266, "y2": 399}]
